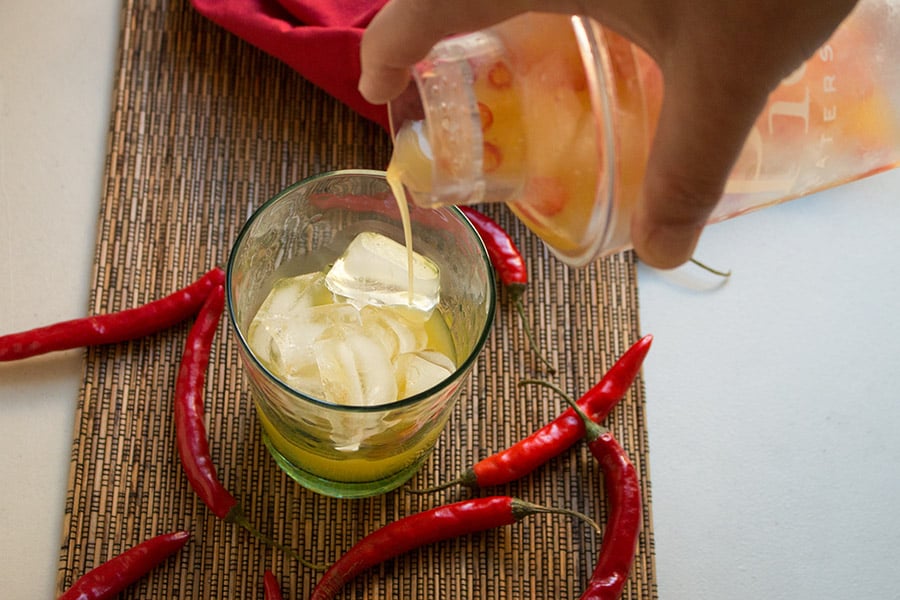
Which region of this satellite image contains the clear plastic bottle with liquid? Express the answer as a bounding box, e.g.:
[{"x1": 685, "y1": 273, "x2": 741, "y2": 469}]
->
[{"x1": 387, "y1": 2, "x2": 900, "y2": 267}]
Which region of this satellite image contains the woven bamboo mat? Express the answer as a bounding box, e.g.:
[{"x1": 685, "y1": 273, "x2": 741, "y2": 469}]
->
[{"x1": 56, "y1": 0, "x2": 656, "y2": 598}]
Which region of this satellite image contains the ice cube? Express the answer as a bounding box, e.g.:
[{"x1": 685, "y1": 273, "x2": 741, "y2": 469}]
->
[
  {"x1": 314, "y1": 323, "x2": 399, "y2": 407},
  {"x1": 313, "y1": 322, "x2": 402, "y2": 451},
  {"x1": 324, "y1": 231, "x2": 440, "y2": 313},
  {"x1": 281, "y1": 361, "x2": 326, "y2": 402},
  {"x1": 248, "y1": 299, "x2": 359, "y2": 389},
  {"x1": 246, "y1": 272, "x2": 334, "y2": 366},
  {"x1": 394, "y1": 350, "x2": 456, "y2": 399},
  {"x1": 256, "y1": 272, "x2": 332, "y2": 318},
  {"x1": 266, "y1": 360, "x2": 327, "y2": 421},
  {"x1": 359, "y1": 305, "x2": 428, "y2": 360}
]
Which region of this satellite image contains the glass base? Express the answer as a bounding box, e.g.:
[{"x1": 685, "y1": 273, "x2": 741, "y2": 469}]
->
[{"x1": 261, "y1": 432, "x2": 429, "y2": 499}]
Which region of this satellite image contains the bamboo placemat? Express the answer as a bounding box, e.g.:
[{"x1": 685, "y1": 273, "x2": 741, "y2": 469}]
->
[{"x1": 56, "y1": 0, "x2": 657, "y2": 598}]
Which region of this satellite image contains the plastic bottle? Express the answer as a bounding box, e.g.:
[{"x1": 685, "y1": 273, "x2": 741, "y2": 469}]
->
[{"x1": 387, "y1": 3, "x2": 900, "y2": 267}]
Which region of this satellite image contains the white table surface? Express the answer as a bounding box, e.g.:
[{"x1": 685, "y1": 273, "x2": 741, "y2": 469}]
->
[{"x1": 3, "y1": 3, "x2": 899, "y2": 599}]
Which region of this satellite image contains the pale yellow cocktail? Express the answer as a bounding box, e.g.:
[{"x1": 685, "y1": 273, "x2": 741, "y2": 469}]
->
[{"x1": 227, "y1": 170, "x2": 495, "y2": 498}]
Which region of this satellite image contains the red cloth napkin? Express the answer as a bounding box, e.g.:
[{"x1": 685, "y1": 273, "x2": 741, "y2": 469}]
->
[{"x1": 191, "y1": 0, "x2": 390, "y2": 130}]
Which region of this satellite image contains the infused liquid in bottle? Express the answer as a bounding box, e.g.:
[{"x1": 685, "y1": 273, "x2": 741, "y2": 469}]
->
[{"x1": 387, "y1": 4, "x2": 900, "y2": 267}]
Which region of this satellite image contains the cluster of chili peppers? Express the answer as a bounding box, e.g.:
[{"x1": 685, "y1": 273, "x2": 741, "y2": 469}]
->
[
  {"x1": 5, "y1": 206, "x2": 650, "y2": 599},
  {"x1": 305, "y1": 207, "x2": 650, "y2": 599},
  {"x1": 2, "y1": 267, "x2": 318, "y2": 596},
  {"x1": 309, "y1": 333, "x2": 651, "y2": 600}
]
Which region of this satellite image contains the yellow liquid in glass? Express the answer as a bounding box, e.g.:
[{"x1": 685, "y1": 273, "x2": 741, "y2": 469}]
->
[
  {"x1": 255, "y1": 305, "x2": 456, "y2": 483},
  {"x1": 249, "y1": 199, "x2": 456, "y2": 484},
  {"x1": 257, "y1": 404, "x2": 445, "y2": 483}
]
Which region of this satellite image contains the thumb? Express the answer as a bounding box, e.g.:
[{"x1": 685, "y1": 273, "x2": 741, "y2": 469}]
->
[{"x1": 631, "y1": 70, "x2": 769, "y2": 269}]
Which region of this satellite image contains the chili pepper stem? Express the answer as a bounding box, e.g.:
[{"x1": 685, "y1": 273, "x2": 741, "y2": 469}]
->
[
  {"x1": 405, "y1": 467, "x2": 479, "y2": 494},
  {"x1": 519, "y1": 379, "x2": 606, "y2": 442},
  {"x1": 405, "y1": 478, "x2": 462, "y2": 494},
  {"x1": 689, "y1": 257, "x2": 732, "y2": 278},
  {"x1": 511, "y1": 499, "x2": 603, "y2": 536},
  {"x1": 511, "y1": 292, "x2": 556, "y2": 373},
  {"x1": 226, "y1": 505, "x2": 327, "y2": 571}
]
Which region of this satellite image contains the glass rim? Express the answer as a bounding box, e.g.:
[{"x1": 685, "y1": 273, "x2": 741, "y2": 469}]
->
[{"x1": 226, "y1": 168, "x2": 497, "y2": 414}]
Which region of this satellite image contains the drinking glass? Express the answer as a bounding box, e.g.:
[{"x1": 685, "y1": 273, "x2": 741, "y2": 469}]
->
[{"x1": 227, "y1": 170, "x2": 495, "y2": 498}]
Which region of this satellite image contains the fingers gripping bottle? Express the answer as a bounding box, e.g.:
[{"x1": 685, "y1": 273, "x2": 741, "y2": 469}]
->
[{"x1": 387, "y1": 3, "x2": 900, "y2": 267}]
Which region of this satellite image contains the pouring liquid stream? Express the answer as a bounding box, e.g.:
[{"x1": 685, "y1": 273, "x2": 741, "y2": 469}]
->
[{"x1": 386, "y1": 159, "x2": 416, "y2": 306}]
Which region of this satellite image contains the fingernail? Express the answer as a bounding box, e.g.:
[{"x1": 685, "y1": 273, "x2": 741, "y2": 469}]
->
[{"x1": 634, "y1": 222, "x2": 702, "y2": 269}]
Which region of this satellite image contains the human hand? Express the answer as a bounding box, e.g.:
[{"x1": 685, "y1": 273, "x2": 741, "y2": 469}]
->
[{"x1": 359, "y1": 0, "x2": 858, "y2": 268}]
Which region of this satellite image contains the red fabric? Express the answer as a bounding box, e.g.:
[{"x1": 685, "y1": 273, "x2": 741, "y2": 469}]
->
[{"x1": 191, "y1": 0, "x2": 390, "y2": 130}]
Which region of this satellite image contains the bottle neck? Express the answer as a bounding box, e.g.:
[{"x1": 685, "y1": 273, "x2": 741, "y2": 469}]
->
[{"x1": 388, "y1": 29, "x2": 527, "y2": 209}]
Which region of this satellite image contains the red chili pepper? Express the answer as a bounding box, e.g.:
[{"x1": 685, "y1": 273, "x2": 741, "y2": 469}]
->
[
  {"x1": 172, "y1": 285, "x2": 323, "y2": 570},
  {"x1": 57, "y1": 530, "x2": 190, "y2": 600},
  {"x1": 264, "y1": 569, "x2": 284, "y2": 600},
  {"x1": 458, "y1": 205, "x2": 527, "y2": 291},
  {"x1": 579, "y1": 431, "x2": 642, "y2": 600},
  {"x1": 477, "y1": 101, "x2": 494, "y2": 131},
  {"x1": 0, "y1": 267, "x2": 224, "y2": 361},
  {"x1": 457, "y1": 205, "x2": 555, "y2": 372},
  {"x1": 173, "y1": 284, "x2": 236, "y2": 520},
  {"x1": 309, "y1": 496, "x2": 599, "y2": 600},
  {"x1": 544, "y1": 383, "x2": 642, "y2": 600},
  {"x1": 516, "y1": 176, "x2": 568, "y2": 217},
  {"x1": 482, "y1": 141, "x2": 503, "y2": 173},
  {"x1": 487, "y1": 61, "x2": 514, "y2": 89},
  {"x1": 412, "y1": 334, "x2": 652, "y2": 492}
]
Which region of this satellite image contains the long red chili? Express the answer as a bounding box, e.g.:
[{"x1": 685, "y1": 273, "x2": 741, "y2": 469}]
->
[
  {"x1": 457, "y1": 206, "x2": 527, "y2": 291},
  {"x1": 546, "y1": 383, "x2": 642, "y2": 600},
  {"x1": 413, "y1": 334, "x2": 652, "y2": 492},
  {"x1": 580, "y1": 431, "x2": 642, "y2": 600},
  {"x1": 173, "y1": 284, "x2": 237, "y2": 520},
  {"x1": 264, "y1": 569, "x2": 284, "y2": 600},
  {"x1": 309, "y1": 496, "x2": 599, "y2": 600},
  {"x1": 172, "y1": 285, "x2": 323, "y2": 570},
  {"x1": 457, "y1": 205, "x2": 555, "y2": 372},
  {"x1": 0, "y1": 267, "x2": 225, "y2": 361},
  {"x1": 57, "y1": 530, "x2": 190, "y2": 600}
]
